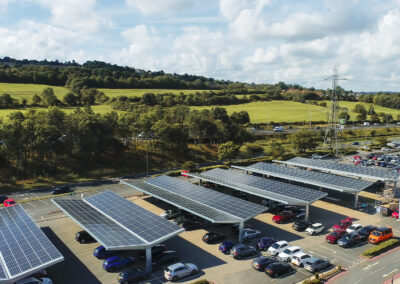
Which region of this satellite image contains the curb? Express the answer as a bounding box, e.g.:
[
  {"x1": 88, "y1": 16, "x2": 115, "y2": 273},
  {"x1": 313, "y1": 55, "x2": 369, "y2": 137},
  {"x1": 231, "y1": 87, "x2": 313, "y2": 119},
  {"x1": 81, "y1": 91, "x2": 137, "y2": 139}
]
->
[
  {"x1": 383, "y1": 272, "x2": 400, "y2": 284},
  {"x1": 325, "y1": 268, "x2": 348, "y2": 283}
]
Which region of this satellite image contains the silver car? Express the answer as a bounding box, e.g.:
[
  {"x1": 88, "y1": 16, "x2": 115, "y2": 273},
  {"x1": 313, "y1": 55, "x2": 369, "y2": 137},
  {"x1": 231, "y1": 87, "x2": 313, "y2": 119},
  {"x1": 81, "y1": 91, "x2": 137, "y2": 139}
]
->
[
  {"x1": 304, "y1": 257, "x2": 330, "y2": 273},
  {"x1": 164, "y1": 262, "x2": 198, "y2": 281}
]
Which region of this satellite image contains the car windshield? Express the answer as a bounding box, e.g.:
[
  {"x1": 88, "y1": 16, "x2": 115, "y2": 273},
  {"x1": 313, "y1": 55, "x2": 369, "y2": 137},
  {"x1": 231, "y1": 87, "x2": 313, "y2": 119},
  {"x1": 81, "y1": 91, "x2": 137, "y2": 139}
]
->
[
  {"x1": 331, "y1": 232, "x2": 339, "y2": 236},
  {"x1": 283, "y1": 249, "x2": 290, "y2": 254},
  {"x1": 312, "y1": 225, "x2": 319, "y2": 229},
  {"x1": 8, "y1": 201, "x2": 15, "y2": 204},
  {"x1": 372, "y1": 231, "x2": 381, "y2": 237},
  {"x1": 271, "y1": 243, "x2": 279, "y2": 249},
  {"x1": 337, "y1": 222, "x2": 344, "y2": 226},
  {"x1": 94, "y1": 248, "x2": 100, "y2": 253},
  {"x1": 343, "y1": 235, "x2": 351, "y2": 240}
]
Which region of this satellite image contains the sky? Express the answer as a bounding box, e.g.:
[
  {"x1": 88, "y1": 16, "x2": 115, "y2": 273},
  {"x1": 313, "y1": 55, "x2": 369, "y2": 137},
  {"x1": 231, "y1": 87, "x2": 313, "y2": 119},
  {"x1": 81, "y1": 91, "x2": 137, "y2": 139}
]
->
[{"x1": 0, "y1": 0, "x2": 400, "y2": 91}]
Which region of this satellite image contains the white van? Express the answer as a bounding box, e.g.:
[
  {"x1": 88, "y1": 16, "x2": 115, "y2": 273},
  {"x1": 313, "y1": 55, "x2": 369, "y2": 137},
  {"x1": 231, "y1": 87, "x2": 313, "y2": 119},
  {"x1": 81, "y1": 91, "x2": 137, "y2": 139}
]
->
[
  {"x1": 273, "y1": 126, "x2": 284, "y2": 132},
  {"x1": 363, "y1": 122, "x2": 370, "y2": 126}
]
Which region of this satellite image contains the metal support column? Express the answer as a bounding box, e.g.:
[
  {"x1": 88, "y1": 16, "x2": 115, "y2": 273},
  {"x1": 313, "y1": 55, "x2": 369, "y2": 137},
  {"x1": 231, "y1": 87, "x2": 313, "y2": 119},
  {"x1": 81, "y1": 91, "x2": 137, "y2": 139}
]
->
[
  {"x1": 145, "y1": 247, "x2": 152, "y2": 274},
  {"x1": 305, "y1": 204, "x2": 310, "y2": 221},
  {"x1": 354, "y1": 192, "x2": 359, "y2": 209},
  {"x1": 239, "y1": 222, "x2": 244, "y2": 244},
  {"x1": 199, "y1": 179, "x2": 202, "y2": 186}
]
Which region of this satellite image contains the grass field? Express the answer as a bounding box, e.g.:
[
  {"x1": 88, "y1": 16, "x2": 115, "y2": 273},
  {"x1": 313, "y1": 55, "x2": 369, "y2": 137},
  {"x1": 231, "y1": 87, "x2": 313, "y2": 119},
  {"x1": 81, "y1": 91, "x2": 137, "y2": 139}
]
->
[{"x1": 97, "y1": 88, "x2": 212, "y2": 98}]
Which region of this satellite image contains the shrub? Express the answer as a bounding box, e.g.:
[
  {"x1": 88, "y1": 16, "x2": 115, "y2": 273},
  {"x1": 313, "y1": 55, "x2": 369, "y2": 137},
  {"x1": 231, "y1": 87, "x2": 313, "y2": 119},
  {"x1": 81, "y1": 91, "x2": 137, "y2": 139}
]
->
[
  {"x1": 362, "y1": 239, "x2": 399, "y2": 257},
  {"x1": 303, "y1": 279, "x2": 322, "y2": 284},
  {"x1": 191, "y1": 280, "x2": 209, "y2": 284}
]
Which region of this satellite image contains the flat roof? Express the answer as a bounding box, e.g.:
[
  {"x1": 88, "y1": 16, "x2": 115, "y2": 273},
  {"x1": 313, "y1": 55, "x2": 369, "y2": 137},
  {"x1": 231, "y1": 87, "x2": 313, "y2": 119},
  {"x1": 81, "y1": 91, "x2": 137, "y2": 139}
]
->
[
  {"x1": 276, "y1": 157, "x2": 398, "y2": 181},
  {"x1": 188, "y1": 168, "x2": 327, "y2": 206},
  {"x1": 233, "y1": 162, "x2": 373, "y2": 193},
  {"x1": 53, "y1": 191, "x2": 183, "y2": 250}
]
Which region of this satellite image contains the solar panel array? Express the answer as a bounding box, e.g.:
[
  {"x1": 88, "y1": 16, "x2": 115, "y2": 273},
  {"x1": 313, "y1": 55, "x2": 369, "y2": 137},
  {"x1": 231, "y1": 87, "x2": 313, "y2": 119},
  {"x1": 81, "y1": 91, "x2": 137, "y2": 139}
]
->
[
  {"x1": 199, "y1": 168, "x2": 327, "y2": 205},
  {"x1": 145, "y1": 175, "x2": 267, "y2": 221},
  {"x1": 281, "y1": 157, "x2": 398, "y2": 181},
  {"x1": 235, "y1": 162, "x2": 373, "y2": 193},
  {"x1": 53, "y1": 199, "x2": 144, "y2": 248},
  {"x1": 0, "y1": 205, "x2": 63, "y2": 280},
  {"x1": 85, "y1": 191, "x2": 183, "y2": 243},
  {"x1": 122, "y1": 180, "x2": 239, "y2": 223}
]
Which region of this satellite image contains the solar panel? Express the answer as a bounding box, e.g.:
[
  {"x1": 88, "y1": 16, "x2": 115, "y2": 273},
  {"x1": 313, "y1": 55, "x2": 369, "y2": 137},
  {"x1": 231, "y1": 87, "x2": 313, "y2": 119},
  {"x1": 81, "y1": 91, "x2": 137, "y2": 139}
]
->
[
  {"x1": 279, "y1": 157, "x2": 398, "y2": 181},
  {"x1": 233, "y1": 162, "x2": 373, "y2": 193},
  {"x1": 85, "y1": 191, "x2": 183, "y2": 243},
  {"x1": 145, "y1": 176, "x2": 267, "y2": 221},
  {"x1": 196, "y1": 168, "x2": 327, "y2": 205},
  {"x1": 0, "y1": 205, "x2": 63, "y2": 280},
  {"x1": 52, "y1": 199, "x2": 144, "y2": 249},
  {"x1": 122, "y1": 180, "x2": 240, "y2": 223}
]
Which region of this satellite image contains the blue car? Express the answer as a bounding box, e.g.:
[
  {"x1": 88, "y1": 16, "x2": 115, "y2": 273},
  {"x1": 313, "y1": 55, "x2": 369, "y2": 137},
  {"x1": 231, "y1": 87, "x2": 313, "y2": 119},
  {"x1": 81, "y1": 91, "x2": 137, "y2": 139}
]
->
[
  {"x1": 219, "y1": 241, "x2": 236, "y2": 254},
  {"x1": 103, "y1": 256, "x2": 135, "y2": 272},
  {"x1": 257, "y1": 237, "x2": 277, "y2": 251},
  {"x1": 94, "y1": 246, "x2": 124, "y2": 259}
]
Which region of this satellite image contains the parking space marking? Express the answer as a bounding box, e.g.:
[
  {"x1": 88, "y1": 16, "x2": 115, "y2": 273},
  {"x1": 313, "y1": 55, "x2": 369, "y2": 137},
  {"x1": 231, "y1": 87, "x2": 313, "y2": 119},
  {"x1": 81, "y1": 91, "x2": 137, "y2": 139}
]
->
[
  {"x1": 354, "y1": 279, "x2": 363, "y2": 284},
  {"x1": 370, "y1": 267, "x2": 385, "y2": 275},
  {"x1": 394, "y1": 258, "x2": 400, "y2": 263},
  {"x1": 383, "y1": 269, "x2": 398, "y2": 278},
  {"x1": 363, "y1": 262, "x2": 379, "y2": 270}
]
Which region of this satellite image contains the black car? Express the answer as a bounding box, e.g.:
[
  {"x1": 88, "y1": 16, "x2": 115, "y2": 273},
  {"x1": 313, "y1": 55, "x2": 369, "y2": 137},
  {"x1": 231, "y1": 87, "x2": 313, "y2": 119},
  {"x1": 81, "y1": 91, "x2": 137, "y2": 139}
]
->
[
  {"x1": 163, "y1": 209, "x2": 181, "y2": 220},
  {"x1": 173, "y1": 214, "x2": 198, "y2": 225},
  {"x1": 292, "y1": 221, "x2": 312, "y2": 231},
  {"x1": 0, "y1": 196, "x2": 8, "y2": 203},
  {"x1": 232, "y1": 190, "x2": 248, "y2": 200},
  {"x1": 202, "y1": 232, "x2": 225, "y2": 244},
  {"x1": 230, "y1": 244, "x2": 258, "y2": 259},
  {"x1": 152, "y1": 251, "x2": 178, "y2": 266},
  {"x1": 265, "y1": 262, "x2": 295, "y2": 278},
  {"x1": 180, "y1": 220, "x2": 202, "y2": 231},
  {"x1": 117, "y1": 268, "x2": 147, "y2": 283},
  {"x1": 75, "y1": 231, "x2": 95, "y2": 243},
  {"x1": 252, "y1": 256, "x2": 277, "y2": 271},
  {"x1": 338, "y1": 233, "x2": 362, "y2": 248},
  {"x1": 230, "y1": 223, "x2": 253, "y2": 233},
  {"x1": 358, "y1": 225, "x2": 377, "y2": 241},
  {"x1": 139, "y1": 244, "x2": 167, "y2": 258},
  {"x1": 52, "y1": 186, "x2": 71, "y2": 195}
]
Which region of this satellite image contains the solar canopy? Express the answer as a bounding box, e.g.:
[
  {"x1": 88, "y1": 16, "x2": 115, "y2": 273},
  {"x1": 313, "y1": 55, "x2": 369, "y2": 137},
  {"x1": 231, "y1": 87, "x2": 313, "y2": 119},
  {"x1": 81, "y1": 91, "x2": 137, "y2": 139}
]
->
[
  {"x1": 0, "y1": 205, "x2": 64, "y2": 283},
  {"x1": 233, "y1": 162, "x2": 373, "y2": 193},
  {"x1": 53, "y1": 191, "x2": 183, "y2": 250},
  {"x1": 189, "y1": 168, "x2": 327, "y2": 206},
  {"x1": 277, "y1": 157, "x2": 398, "y2": 181}
]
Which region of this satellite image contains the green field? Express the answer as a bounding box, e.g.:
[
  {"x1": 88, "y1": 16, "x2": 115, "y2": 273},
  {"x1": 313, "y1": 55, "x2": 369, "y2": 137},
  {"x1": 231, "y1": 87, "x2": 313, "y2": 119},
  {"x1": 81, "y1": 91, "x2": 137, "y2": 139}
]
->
[{"x1": 97, "y1": 88, "x2": 212, "y2": 98}]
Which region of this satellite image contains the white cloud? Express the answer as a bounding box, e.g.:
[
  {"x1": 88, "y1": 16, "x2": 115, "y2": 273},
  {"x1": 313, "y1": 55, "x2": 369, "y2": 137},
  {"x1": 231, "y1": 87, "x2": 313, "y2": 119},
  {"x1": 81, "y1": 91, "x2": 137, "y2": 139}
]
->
[{"x1": 126, "y1": 0, "x2": 193, "y2": 15}]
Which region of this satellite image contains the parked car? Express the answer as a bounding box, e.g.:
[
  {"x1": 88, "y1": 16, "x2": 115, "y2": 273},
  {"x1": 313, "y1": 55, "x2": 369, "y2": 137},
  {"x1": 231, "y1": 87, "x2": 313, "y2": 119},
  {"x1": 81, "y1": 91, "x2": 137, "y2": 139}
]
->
[
  {"x1": 181, "y1": 170, "x2": 189, "y2": 177},
  {"x1": 369, "y1": 227, "x2": 393, "y2": 244},
  {"x1": 305, "y1": 223, "x2": 325, "y2": 235},
  {"x1": 0, "y1": 195, "x2": 8, "y2": 204},
  {"x1": 219, "y1": 241, "x2": 236, "y2": 254},
  {"x1": 30, "y1": 270, "x2": 48, "y2": 278},
  {"x1": 291, "y1": 252, "x2": 313, "y2": 267},
  {"x1": 138, "y1": 244, "x2": 167, "y2": 258},
  {"x1": 52, "y1": 186, "x2": 71, "y2": 195},
  {"x1": 202, "y1": 232, "x2": 225, "y2": 244},
  {"x1": 257, "y1": 237, "x2": 278, "y2": 251},
  {"x1": 267, "y1": 241, "x2": 289, "y2": 256},
  {"x1": 232, "y1": 190, "x2": 248, "y2": 200},
  {"x1": 338, "y1": 233, "x2": 362, "y2": 248},
  {"x1": 103, "y1": 256, "x2": 135, "y2": 272},
  {"x1": 304, "y1": 258, "x2": 330, "y2": 273},
  {"x1": 272, "y1": 211, "x2": 295, "y2": 224},
  {"x1": 173, "y1": 215, "x2": 199, "y2": 225},
  {"x1": 325, "y1": 230, "x2": 346, "y2": 244},
  {"x1": 332, "y1": 217, "x2": 353, "y2": 231},
  {"x1": 292, "y1": 221, "x2": 312, "y2": 231},
  {"x1": 265, "y1": 262, "x2": 295, "y2": 278},
  {"x1": 93, "y1": 245, "x2": 124, "y2": 259},
  {"x1": 231, "y1": 244, "x2": 258, "y2": 259},
  {"x1": 346, "y1": 224, "x2": 363, "y2": 234},
  {"x1": 164, "y1": 262, "x2": 198, "y2": 281},
  {"x1": 153, "y1": 251, "x2": 179, "y2": 266},
  {"x1": 358, "y1": 225, "x2": 377, "y2": 241},
  {"x1": 15, "y1": 278, "x2": 53, "y2": 284},
  {"x1": 242, "y1": 229, "x2": 261, "y2": 242},
  {"x1": 252, "y1": 256, "x2": 278, "y2": 271},
  {"x1": 4, "y1": 198, "x2": 16, "y2": 207},
  {"x1": 277, "y1": 246, "x2": 303, "y2": 262},
  {"x1": 117, "y1": 268, "x2": 147, "y2": 283},
  {"x1": 160, "y1": 209, "x2": 181, "y2": 220},
  {"x1": 180, "y1": 220, "x2": 202, "y2": 231},
  {"x1": 75, "y1": 231, "x2": 95, "y2": 244},
  {"x1": 392, "y1": 210, "x2": 399, "y2": 219},
  {"x1": 230, "y1": 223, "x2": 253, "y2": 233}
]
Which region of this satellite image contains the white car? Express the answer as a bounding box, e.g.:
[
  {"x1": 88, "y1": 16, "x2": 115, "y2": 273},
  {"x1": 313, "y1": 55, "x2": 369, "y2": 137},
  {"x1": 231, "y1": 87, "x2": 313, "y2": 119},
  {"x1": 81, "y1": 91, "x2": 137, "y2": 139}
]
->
[
  {"x1": 291, "y1": 252, "x2": 313, "y2": 267},
  {"x1": 267, "y1": 241, "x2": 289, "y2": 256},
  {"x1": 242, "y1": 229, "x2": 261, "y2": 242},
  {"x1": 346, "y1": 224, "x2": 362, "y2": 233},
  {"x1": 277, "y1": 246, "x2": 303, "y2": 262},
  {"x1": 305, "y1": 223, "x2": 325, "y2": 235},
  {"x1": 16, "y1": 278, "x2": 53, "y2": 284},
  {"x1": 164, "y1": 262, "x2": 198, "y2": 281}
]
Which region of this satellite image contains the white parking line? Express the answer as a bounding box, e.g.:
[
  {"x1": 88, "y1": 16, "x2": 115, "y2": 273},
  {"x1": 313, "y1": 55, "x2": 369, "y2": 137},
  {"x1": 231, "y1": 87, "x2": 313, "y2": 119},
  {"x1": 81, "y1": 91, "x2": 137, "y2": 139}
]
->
[
  {"x1": 370, "y1": 267, "x2": 385, "y2": 275},
  {"x1": 383, "y1": 269, "x2": 399, "y2": 278},
  {"x1": 354, "y1": 279, "x2": 363, "y2": 284},
  {"x1": 394, "y1": 258, "x2": 400, "y2": 263},
  {"x1": 363, "y1": 262, "x2": 379, "y2": 270}
]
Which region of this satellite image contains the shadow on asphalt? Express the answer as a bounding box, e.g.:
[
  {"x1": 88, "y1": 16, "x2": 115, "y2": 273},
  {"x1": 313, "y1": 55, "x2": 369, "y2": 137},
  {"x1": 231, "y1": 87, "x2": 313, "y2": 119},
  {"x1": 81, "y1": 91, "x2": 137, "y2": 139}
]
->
[
  {"x1": 42, "y1": 227, "x2": 102, "y2": 284},
  {"x1": 309, "y1": 205, "x2": 359, "y2": 228}
]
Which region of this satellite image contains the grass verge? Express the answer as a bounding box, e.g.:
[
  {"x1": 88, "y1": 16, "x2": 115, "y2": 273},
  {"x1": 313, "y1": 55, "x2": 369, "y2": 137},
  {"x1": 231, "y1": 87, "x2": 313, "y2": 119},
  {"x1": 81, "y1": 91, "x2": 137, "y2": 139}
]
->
[{"x1": 362, "y1": 239, "x2": 400, "y2": 258}]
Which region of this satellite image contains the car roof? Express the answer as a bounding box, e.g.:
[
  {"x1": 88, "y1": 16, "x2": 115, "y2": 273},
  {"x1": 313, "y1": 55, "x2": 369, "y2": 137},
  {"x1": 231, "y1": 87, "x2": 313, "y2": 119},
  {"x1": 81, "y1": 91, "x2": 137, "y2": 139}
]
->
[
  {"x1": 167, "y1": 262, "x2": 185, "y2": 270},
  {"x1": 287, "y1": 246, "x2": 301, "y2": 250},
  {"x1": 312, "y1": 223, "x2": 323, "y2": 226},
  {"x1": 307, "y1": 257, "x2": 323, "y2": 263},
  {"x1": 276, "y1": 240, "x2": 288, "y2": 245},
  {"x1": 376, "y1": 227, "x2": 391, "y2": 231},
  {"x1": 350, "y1": 223, "x2": 362, "y2": 227}
]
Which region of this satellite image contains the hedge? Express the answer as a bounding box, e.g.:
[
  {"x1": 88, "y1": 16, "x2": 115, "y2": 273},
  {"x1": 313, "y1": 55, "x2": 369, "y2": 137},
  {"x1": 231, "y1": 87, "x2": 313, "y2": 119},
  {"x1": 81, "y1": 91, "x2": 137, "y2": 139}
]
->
[
  {"x1": 191, "y1": 280, "x2": 209, "y2": 284},
  {"x1": 362, "y1": 239, "x2": 399, "y2": 257}
]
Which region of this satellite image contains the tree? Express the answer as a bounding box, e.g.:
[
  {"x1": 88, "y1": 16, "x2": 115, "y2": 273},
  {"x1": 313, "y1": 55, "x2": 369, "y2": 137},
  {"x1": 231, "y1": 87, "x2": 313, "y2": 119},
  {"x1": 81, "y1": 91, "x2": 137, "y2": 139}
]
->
[
  {"x1": 377, "y1": 137, "x2": 388, "y2": 147},
  {"x1": 62, "y1": 93, "x2": 78, "y2": 106},
  {"x1": 367, "y1": 105, "x2": 376, "y2": 115},
  {"x1": 353, "y1": 104, "x2": 367, "y2": 114},
  {"x1": 239, "y1": 144, "x2": 251, "y2": 159},
  {"x1": 289, "y1": 130, "x2": 319, "y2": 153},
  {"x1": 41, "y1": 88, "x2": 59, "y2": 106},
  {"x1": 32, "y1": 94, "x2": 42, "y2": 106},
  {"x1": 338, "y1": 111, "x2": 350, "y2": 122},
  {"x1": 0, "y1": 93, "x2": 16, "y2": 108},
  {"x1": 355, "y1": 113, "x2": 367, "y2": 122},
  {"x1": 218, "y1": 141, "x2": 239, "y2": 161},
  {"x1": 141, "y1": 93, "x2": 157, "y2": 106},
  {"x1": 269, "y1": 139, "x2": 284, "y2": 157},
  {"x1": 230, "y1": 111, "x2": 250, "y2": 125}
]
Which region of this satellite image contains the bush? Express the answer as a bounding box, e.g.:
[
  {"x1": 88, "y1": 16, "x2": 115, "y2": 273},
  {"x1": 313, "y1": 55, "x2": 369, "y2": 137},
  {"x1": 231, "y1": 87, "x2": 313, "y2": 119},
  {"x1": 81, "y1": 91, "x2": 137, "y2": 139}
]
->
[
  {"x1": 191, "y1": 280, "x2": 209, "y2": 284},
  {"x1": 182, "y1": 161, "x2": 197, "y2": 171},
  {"x1": 303, "y1": 279, "x2": 322, "y2": 284},
  {"x1": 362, "y1": 239, "x2": 399, "y2": 257}
]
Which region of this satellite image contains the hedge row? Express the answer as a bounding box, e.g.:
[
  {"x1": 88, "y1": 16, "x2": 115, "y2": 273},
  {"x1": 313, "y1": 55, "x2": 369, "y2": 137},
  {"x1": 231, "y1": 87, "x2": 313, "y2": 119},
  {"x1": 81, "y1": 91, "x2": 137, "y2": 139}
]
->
[
  {"x1": 191, "y1": 280, "x2": 209, "y2": 284},
  {"x1": 362, "y1": 239, "x2": 399, "y2": 257}
]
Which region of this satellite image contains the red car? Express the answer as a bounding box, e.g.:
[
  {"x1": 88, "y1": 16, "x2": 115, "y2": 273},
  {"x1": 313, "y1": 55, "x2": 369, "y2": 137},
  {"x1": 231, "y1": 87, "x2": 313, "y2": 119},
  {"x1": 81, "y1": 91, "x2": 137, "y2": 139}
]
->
[
  {"x1": 325, "y1": 229, "x2": 346, "y2": 244},
  {"x1": 332, "y1": 217, "x2": 354, "y2": 230},
  {"x1": 272, "y1": 211, "x2": 295, "y2": 224},
  {"x1": 4, "y1": 199, "x2": 16, "y2": 207},
  {"x1": 392, "y1": 210, "x2": 399, "y2": 219},
  {"x1": 181, "y1": 170, "x2": 189, "y2": 177}
]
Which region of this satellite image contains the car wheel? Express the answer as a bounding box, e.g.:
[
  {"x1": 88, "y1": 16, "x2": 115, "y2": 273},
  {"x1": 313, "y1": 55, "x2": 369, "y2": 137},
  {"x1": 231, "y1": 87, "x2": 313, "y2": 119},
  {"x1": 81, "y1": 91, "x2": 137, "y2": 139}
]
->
[
  {"x1": 191, "y1": 270, "x2": 198, "y2": 275},
  {"x1": 274, "y1": 272, "x2": 278, "y2": 278},
  {"x1": 81, "y1": 239, "x2": 85, "y2": 243},
  {"x1": 172, "y1": 276, "x2": 178, "y2": 282}
]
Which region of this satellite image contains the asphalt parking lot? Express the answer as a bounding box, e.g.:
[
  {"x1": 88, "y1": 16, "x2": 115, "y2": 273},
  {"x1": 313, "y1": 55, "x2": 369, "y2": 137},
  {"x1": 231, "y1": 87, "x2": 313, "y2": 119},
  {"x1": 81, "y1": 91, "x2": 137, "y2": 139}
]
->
[{"x1": 26, "y1": 182, "x2": 389, "y2": 284}]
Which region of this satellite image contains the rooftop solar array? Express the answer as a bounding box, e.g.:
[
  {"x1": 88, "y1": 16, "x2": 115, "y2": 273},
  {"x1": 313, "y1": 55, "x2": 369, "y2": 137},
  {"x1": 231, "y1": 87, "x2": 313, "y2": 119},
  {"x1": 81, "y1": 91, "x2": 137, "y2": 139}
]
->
[
  {"x1": 121, "y1": 180, "x2": 239, "y2": 223},
  {"x1": 233, "y1": 162, "x2": 373, "y2": 193},
  {"x1": 52, "y1": 191, "x2": 183, "y2": 250},
  {"x1": 191, "y1": 168, "x2": 327, "y2": 205},
  {"x1": 144, "y1": 175, "x2": 267, "y2": 222},
  {"x1": 278, "y1": 157, "x2": 399, "y2": 181},
  {"x1": 0, "y1": 205, "x2": 64, "y2": 282}
]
